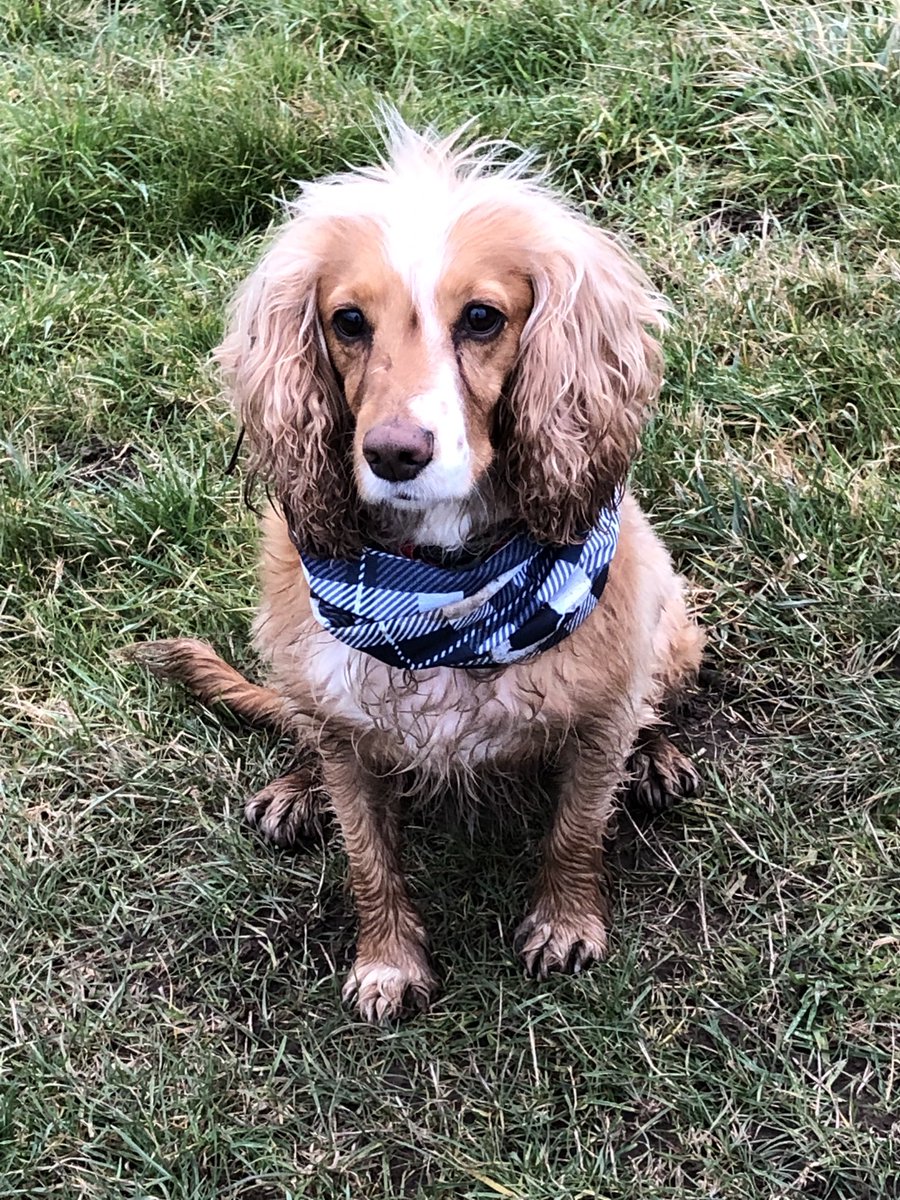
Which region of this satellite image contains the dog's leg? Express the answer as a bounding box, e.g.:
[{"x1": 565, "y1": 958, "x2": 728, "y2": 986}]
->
[
  {"x1": 320, "y1": 738, "x2": 438, "y2": 1022},
  {"x1": 125, "y1": 638, "x2": 294, "y2": 731},
  {"x1": 515, "y1": 724, "x2": 628, "y2": 980},
  {"x1": 624, "y1": 588, "x2": 705, "y2": 813},
  {"x1": 126, "y1": 638, "x2": 331, "y2": 841},
  {"x1": 626, "y1": 729, "x2": 702, "y2": 814},
  {"x1": 245, "y1": 758, "x2": 330, "y2": 848}
]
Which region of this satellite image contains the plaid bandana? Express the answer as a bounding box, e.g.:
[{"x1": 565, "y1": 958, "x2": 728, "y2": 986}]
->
[{"x1": 296, "y1": 505, "x2": 620, "y2": 671}]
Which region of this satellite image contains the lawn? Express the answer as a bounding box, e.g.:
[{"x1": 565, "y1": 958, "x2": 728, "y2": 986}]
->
[{"x1": 2, "y1": 1, "x2": 899, "y2": 1196}]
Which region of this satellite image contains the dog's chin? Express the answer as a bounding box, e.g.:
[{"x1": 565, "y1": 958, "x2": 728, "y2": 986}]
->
[
  {"x1": 358, "y1": 475, "x2": 486, "y2": 551},
  {"x1": 380, "y1": 489, "x2": 428, "y2": 509},
  {"x1": 370, "y1": 489, "x2": 472, "y2": 525}
]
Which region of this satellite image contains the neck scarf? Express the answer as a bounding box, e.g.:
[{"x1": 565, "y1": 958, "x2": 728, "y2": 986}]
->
[{"x1": 296, "y1": 505, "x2": 620, "y2": 671}]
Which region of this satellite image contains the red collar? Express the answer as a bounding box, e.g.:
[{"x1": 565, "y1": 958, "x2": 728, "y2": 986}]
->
[{"x1": 396, "y1": 535, "x2": 511, "y2": 568}]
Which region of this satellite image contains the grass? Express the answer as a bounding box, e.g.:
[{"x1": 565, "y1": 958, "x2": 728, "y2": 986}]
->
[{"x1": 1, "y1": 0, "x2": 899, "y2": 1196}]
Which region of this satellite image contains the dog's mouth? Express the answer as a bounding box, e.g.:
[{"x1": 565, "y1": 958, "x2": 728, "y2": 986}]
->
[
  {"x1": 357, "y1": 461, "x2": 475, "y2": 512},
  {"x1": 365, "y1": 481, "x2": 427, "y2": 509}
]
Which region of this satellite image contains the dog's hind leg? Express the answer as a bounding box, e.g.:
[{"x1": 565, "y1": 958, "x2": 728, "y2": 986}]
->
[
  {"x1": 626, "y1": 729, "x2": 702, "y2": 814},
  {"x1": 652, "y1": 588, "x2": 706, "y2": 708},
  {"x1": 125, "y1": 638, "x2": 330, "y2": 843},
  {"x1": 245, "y1": 757, "x2": 330, "y2": 849},
  {"x1": 627, "y1": 585, "x2": 705, "y2": 814},
  {"x1": 124, "y1": 637, "x2": 295, "y2": 732}
]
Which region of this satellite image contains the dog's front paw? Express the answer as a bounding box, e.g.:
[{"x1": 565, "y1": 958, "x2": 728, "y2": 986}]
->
[
  {"x1": 514, "y1": 907, "x2": 609, "y2": 981},
  {"x1": 245, "y1": 766, "x2": 328, "y2": 849},
  {"x1": 342, "y1": 952, "x2": 439, "y2": 1023}
]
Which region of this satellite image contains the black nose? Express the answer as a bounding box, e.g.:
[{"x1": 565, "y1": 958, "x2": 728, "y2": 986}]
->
[{"x1": 362, "y1": 421, "x2": 434, "y2": 483}]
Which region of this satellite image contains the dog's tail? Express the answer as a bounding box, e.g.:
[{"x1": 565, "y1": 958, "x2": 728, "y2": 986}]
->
[{"x1": 123, "y1": 638, "x2": 296, "y2": 734}]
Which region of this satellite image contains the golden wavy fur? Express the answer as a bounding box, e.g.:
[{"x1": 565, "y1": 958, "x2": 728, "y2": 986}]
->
[{"x1": 132, "y1": 116, "x2": 705, "y2": 1023}]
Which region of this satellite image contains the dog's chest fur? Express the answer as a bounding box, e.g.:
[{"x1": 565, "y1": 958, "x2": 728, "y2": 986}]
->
[{"x1": 303, "y1": 629, "x2": 558, "y2": 775}]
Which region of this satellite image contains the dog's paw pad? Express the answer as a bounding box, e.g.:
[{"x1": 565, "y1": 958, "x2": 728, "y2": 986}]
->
[
  {"x1": 342, "y1": 956, "x2": 439, "y2": 1023},
  {"x1": 514, "y1": 910, "x2": 608, "y2": 981},
  {"x1": 245, "y1": 769, "x2": 328, "y2": 849}
]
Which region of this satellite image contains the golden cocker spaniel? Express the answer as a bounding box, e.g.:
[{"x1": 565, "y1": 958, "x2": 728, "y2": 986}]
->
[{"x1": 133, "y1": 117, "x2": 704, "y2": 1022}]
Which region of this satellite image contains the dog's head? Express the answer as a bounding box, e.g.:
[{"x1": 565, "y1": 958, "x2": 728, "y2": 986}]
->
[{"x1": 217, "y1": 116, "x2": 665, "y2": 556}]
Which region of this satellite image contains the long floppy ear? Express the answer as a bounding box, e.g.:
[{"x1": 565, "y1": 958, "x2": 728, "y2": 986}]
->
[
  {"x1": 501, "y1": 223, "x2": 665, "y2": 544},
  {"x1": 214, "y1": 221, "x2": 361, "y2": 558}
]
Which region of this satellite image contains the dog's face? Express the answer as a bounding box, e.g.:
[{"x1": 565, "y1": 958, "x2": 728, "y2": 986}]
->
[
  {"x1": 316, "y1": 214, "x2": 533, "y2": 512},
  {"x1": 218, "y1": 123, "x2": 666, "y2": 556}
]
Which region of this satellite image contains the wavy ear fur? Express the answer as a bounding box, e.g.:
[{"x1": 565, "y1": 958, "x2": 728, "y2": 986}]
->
[
  {"x1": 214, "y1": 223, "x2": 360, "y2": 558},
  {"x1": 501, "y1": 223, "x2": 665, "y2": 544}
]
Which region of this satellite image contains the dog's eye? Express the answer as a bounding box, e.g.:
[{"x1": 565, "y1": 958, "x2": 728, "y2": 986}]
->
[
  {"x1": 460, "y1": 303, "x2": 505, "y2": 339},
  {"x1": 332, "y1": 308, "x2": 369, "y2": 340}
]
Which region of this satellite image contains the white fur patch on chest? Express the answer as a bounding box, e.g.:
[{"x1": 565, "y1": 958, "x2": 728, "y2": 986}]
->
[
  {"x1": 303, "y1": 628, "x2": 545, "y2": 773},
  {"x1": 413, "y1": 499, "x2": 473, "y2": 549}
]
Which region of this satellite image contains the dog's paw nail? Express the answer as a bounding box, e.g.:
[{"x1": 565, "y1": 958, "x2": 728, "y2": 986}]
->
[
  {"x1": 512, "y1": 922, "x2": 537, "y2": 958},
  {"x1": 564, "y1": 939, "x2": 586, "y2": 974}
]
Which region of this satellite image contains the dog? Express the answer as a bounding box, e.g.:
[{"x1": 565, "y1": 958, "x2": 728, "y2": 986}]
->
[{"x1": 131, "y1": 115, "x2": 704, "y2": 1022}]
